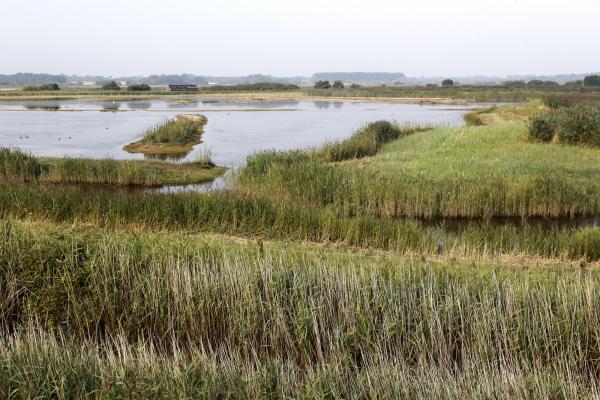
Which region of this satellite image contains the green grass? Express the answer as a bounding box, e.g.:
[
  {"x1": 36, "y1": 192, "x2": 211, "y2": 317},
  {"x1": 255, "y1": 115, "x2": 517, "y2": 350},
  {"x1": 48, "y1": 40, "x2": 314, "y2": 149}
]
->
[
  {"x1": 530, "y1": 103, "x2": 600, "y2": 147},
  {"x1": 123, "y1": 114, "x2": 208, "y2": 155},
  {"x1": 238, "y1": 117, "x2": 600, "y2": 218},
  {"x1": 2, "y1": 219, "x2": 600, "y2": 398},
  {"x1": 1, "y1": 183, "x2": 600, "y2": 261},
  {"x1": 0, "y1": 148, "x2": 225, "y2": 187}
]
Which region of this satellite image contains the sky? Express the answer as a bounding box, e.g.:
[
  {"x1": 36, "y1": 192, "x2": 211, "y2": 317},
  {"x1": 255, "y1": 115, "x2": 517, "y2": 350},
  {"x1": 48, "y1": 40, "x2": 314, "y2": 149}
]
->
[{"x1": 1, "y1": 0, "x2": 599, "y2": 77}]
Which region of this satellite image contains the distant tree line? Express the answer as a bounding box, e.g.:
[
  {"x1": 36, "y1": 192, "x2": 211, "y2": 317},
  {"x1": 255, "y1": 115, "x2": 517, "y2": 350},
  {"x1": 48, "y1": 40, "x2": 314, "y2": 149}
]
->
[
  {"x1": 584, "y1": 75, "x2": 600, "y2": 87},
  {"x1": 203, "y1": 83, "x2": 300, "y2": 92},
  {"x1": 0, "y1": 73, "x2": 66, "y2": 86},
  {"x1": 311, "y1": 72, "x2": 405, "y2": 83},
  {"x1": 22, "y1": 83, "x2": 60, "y2": 91}
]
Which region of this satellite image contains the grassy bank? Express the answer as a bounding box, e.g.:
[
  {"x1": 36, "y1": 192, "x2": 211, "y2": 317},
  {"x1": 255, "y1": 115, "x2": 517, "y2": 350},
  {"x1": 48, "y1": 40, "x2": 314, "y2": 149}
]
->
[
  {"x1": 2, "y1": 219, "x2": 600, "y2": 398},
  {"x1": 1, "y1": 184, "x2": 599, "y2": 261},
  {"x1": 237, "y1": 114, "x2": 600, "y2": 218},
  {"x1": 123, "y1": 114, "x2": 208, "y2": 155},
  {"x1": 0, "y1": 148, "x2": 225, "y2": 187}
]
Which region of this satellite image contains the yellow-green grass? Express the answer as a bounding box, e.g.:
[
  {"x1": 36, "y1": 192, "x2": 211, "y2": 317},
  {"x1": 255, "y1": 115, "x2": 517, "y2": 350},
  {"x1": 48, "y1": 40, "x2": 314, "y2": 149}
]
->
[
  {"x1": 2, "y1": 218, "x2": 600, "y2": 398},
  {"x1": 464, "y1": 100, "x2": 548, "y2": 126},
  {"x1": 238, "y1": 116, "x2": 600, "y2": 218},
  {"x1": 123, "y1": 114, "x2": 208, "y2": 155},
  {"x1": 0, "y1": 148, "x2": 225, "y2": 187},
  {"x1": 39, "y1": 157, "x2": 226, "y2": 186}
]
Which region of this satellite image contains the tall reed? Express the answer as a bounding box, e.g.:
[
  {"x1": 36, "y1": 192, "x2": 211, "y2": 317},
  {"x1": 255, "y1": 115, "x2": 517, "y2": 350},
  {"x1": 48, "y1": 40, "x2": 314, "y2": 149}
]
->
[{"x1": 2, "y1": 220, "x2": 600, "y2": 397}]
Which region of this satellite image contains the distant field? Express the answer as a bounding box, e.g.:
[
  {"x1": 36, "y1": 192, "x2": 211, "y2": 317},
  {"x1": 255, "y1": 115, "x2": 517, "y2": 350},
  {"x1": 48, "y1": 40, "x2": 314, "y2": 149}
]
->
[{"x1": 1, "y1": 84, "x2": 599, "y2": 103}]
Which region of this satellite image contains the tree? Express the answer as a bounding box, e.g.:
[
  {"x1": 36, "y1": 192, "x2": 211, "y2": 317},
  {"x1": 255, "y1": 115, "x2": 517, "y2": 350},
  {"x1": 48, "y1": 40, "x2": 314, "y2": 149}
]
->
[
  {"x1": 127, "y1": 83, "x2": 152, "y2": 91},
  {"x1": 332, "y1": 80, "x2": 344, "y2": 89},
  {"x1": 101, "y1": 80, "x2": 121, "y2": 91},
  {"x1": 528, "y1": 80, "x2": 559, "y2": 87},
  {"x1": 350, "y1": 83, "x2": 361, "y2": 89},
  {"x1": 583, "y1": 75, "x2": 600, "y2": 87},
  {"x1": 313, "y1": 80, "x2": 331, "y2": 89},
  {"x1": 442, "y1": 79, "x2": 454, "y2": 87}
]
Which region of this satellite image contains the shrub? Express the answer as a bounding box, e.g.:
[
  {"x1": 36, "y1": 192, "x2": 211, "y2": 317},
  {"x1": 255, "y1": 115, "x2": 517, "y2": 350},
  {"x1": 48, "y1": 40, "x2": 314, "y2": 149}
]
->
[
  {"x1": 527, "y1": 80, "x2": 559, "y2": 87},
  {"x1": 313, "y1": 80, "x2": 331, "y2": 89},
  {"x1": 530, "y1": 104, "x2": 600, "y2": 146},
  {"x1": 22, "y1": 83, "x2": 60, "y2": 91},
  {"x1": 350, "y1": 83, "x2": 361, "y2": 89},
  {"x1": 544, "y1": 93, "x2": 600, "y2": 109},
  {"x1": 529, "y1": 113, "x2": 556, "y2": 142},
  {"x1": 503, "y1": 80, "x2": 526, "y2": 88},
  {"x1": 332, "y1": 80, "x2": 344, "y2": 89},
  {"x1": 583, "y1": 75, "x2": 600, "y2": 87},
  {"x1": 555, "y1": 104, "x2": 600, "y2": 146},
  {"x1": 127, "y1": 83, "x2": 151, "y2": 91},
  {"x1": 100, "y1": 80, "x2": 121, "y2": 91},
  {"x1": 442, "y1": 79, "x2": 454, "y2": 87}
]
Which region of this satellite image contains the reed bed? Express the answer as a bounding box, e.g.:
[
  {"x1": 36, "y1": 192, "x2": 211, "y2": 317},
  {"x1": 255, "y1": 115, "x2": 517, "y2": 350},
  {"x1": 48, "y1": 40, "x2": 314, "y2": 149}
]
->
[
  {"x1": 0, "y1": 148, "x2": 43, "y2": 182},
  {"x1": 238, "y1": 121, "x2": 600, "y2": 218},
  {"x1": 0, "y1": 185, "x2": 599, "y2": 261},
  {"x1": 123, "y1": 114, "x2": 208, "y2": 154},
  {"x1": 2, "y1": 220, "x2": 600, "y2": 397},
  {"x1": 530, "y1": 103, "x2": 600, "y2": 147},
  {"x1": 0, "y1": 148, "x2": 224, "y2": 187}
]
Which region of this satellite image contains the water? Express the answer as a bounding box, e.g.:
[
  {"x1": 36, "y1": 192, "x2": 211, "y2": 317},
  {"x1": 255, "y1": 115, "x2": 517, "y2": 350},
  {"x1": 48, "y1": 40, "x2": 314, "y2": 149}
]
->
[{"x1": 0, "y1": 98, "x2": 487, "y2": 168}]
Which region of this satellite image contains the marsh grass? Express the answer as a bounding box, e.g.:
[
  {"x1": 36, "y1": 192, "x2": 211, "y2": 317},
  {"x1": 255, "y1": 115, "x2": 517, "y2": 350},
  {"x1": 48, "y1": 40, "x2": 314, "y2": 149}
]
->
[
  {"x1": 530, "y1": 104, "x2": 600, "y2": 147},
  {"x1": 0, "y1": 185, "x2": 599, "y2": 261},
  {"x1": 316, "y1": 121, "x2": 430, "y2": 162},
  {"x1": 0, "y1": 148, "x2": 225, "y2": 187},
  {"x1": 238, "y1": 120, "x2": 600, "y2": 219},
  {"x1": 0, "y1": 148, "x2": 44, "y2": 182},
  {"x1": 2, "y1": 219, "x2": 600, "y2": 397},
  {"x1": 123, "y1": 114, "x2": 208, "y2": 154}
]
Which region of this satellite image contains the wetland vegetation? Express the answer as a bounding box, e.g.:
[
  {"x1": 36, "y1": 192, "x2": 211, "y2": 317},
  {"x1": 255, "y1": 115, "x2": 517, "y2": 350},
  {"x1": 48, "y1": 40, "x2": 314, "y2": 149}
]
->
[
  {"x1": 2, "y1": 87, "x2": 600, "y2": 397},
  {"x1": 0, "y1": 148, "x2": 224, "y2": 187},
  {"x1": 123, "y1": 114, "x2": 208, "y2": 156}
]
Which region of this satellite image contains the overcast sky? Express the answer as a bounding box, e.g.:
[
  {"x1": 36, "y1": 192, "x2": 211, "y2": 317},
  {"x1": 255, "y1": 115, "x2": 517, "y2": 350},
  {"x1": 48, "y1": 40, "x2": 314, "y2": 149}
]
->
[{"x1": 1, "y1": 0, "x2": 599, "y2": 77}]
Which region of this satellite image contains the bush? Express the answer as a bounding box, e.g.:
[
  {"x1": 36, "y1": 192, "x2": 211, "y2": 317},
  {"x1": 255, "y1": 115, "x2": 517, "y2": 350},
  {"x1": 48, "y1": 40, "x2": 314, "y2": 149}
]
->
[
  {"x1": 529, "y1": 113, "x2": 556, "y2": 142},
  {"x1": 350, "y1": 83, "x2": 361, "y2": 89},
  {"x1": 313, "y1": 80, "x2": 331, "y2": 89},
  {"x1": 503, "y1": 80, "x2": 526, "y2": 88},
  {"x1": 529, "y1": 104, "x2": 600, "y2": 146},
  {"x1": 544, "y1": 93, "x2": 600, "y2": 109},
  {"x1": 527, "y1": 80, "x2": 559, "y2": 87},
  {"x1": 442, "y1": 79, "x2": 454, "y2": 87},
  {"x1": 555, "y1": 104, "x2": 600, "y2": 146},
  {"x1": 22, "y1": 83, "x2": 60, "y2": 91},
  {"x1": 127, "y1": 83, "x2": 151, "y2": 91},
  {"x1": 100, "y1": 80, "x2": 121, "y2": 91},
  {"x1": 583, "y1": 75, "x2": 600, "y2": 87},
  {"x1": 332, "y1": 80, "x2": 344, "y2": 89}
]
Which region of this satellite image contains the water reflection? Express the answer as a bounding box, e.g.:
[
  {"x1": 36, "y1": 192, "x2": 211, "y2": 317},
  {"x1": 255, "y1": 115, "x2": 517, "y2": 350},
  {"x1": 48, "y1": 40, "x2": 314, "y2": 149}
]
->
[
  {"x1": 313, "y1": 101, "x2": 331, "y2": 109},
  {"x1": 127, "y1": 102, "x2": 152, "y2": 110},
  {"x1": 24, "y1": 104, "x2": 61, "y2": 111},
  {"x1": 101, "y1": 102, "x2": 122, "y2": 112}
]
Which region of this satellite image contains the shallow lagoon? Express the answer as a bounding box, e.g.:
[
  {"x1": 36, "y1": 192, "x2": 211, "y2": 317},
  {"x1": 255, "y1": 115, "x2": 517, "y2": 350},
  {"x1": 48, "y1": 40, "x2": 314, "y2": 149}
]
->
[{"x1": 0, "y1": 99, "x2": 486, "y2": 167}]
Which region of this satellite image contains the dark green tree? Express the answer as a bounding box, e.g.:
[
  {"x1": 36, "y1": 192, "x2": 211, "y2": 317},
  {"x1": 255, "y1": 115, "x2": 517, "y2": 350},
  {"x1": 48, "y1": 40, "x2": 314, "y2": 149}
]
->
[
  {"x1": 313, "y1": 80, "x2": 331, "y2": 89},
  {"x1": 583, "y1": 75, "x2": 600, "y2": 87},
  {"x1": 332, "y1": 80, "x2": 345, "y2": 89},
  {"x1": 127, "y1": 83, "x2": 152, "y2": 91},
  {"x1": 100, "y1": 80, "x2": 121, "y2": 91},
  {"x1": 442, "y1": 79, "x2": 454, "y2": 87}
]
